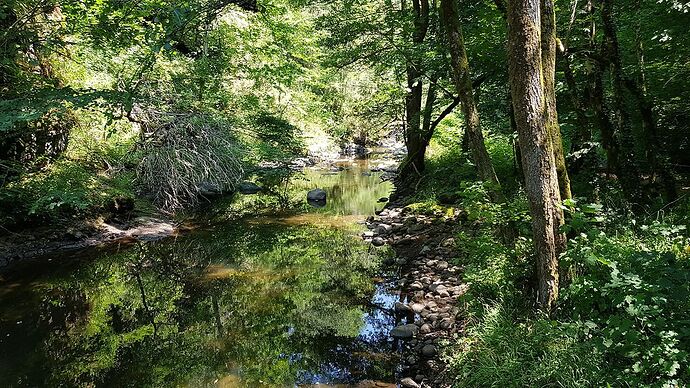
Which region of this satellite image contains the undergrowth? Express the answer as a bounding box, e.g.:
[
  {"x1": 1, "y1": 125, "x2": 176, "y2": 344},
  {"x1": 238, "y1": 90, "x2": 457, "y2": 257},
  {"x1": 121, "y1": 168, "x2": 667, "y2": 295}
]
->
[{"x1": 399, "y1": 128, "x2": 690, "y2": 387}]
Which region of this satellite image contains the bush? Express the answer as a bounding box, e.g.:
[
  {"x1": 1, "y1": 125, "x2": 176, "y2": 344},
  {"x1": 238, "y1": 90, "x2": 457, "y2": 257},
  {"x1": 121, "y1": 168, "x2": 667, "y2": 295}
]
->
[
  {"x1": 136, "y1": 111, "x2": 244, "y2": 212},
  {"x1": 561, "y1": 222, "x2": 690, "y2": 386}
]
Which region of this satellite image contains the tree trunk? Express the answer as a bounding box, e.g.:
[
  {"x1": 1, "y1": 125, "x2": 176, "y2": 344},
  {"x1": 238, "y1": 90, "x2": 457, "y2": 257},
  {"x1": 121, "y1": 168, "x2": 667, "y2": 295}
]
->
[
  {"x1": 401, "y1": 65, "x2": 426, "y2": 176},
  {"x1": 440, "y1": 0, "x2": 503, "y2": 201},
  {"x1": 399, "y1": 0, "x2": 431, "y2": 178},
  {"x1": 507, "y1": 0, "x2": 564, "y2": 311},
  {"x1": 600, "y1": 0, "x2": 641, "y2": 199},
  {"x1": 540, "y1": 0, "x2": 572, "y2": 201},
  {"x1": 561, "y1": 51, "x2": 591, "y2": 149}
]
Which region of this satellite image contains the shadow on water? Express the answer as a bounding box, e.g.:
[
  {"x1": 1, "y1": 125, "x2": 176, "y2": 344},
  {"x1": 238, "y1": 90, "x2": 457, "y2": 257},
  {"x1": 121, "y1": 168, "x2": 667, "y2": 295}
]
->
[{"x1": 0, "y1": 159, "x2": 403, "y2": 387}]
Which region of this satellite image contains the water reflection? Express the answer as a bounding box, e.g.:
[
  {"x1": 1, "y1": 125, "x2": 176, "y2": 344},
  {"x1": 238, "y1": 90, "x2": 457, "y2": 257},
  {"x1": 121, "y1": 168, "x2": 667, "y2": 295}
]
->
[
  {"x1": 0, "y1": 161, "x2": 398, "y2": 387},
  {"x1": 294, "y1": 160, "x2": 392, "y2": 216}
]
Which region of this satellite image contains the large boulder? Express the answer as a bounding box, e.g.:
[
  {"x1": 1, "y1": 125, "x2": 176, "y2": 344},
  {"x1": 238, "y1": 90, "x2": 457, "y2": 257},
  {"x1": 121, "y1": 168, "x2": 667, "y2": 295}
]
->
[
  {"x1": 307, "y1": 188, "x2": 327, "y2": 201},
  {"x1": 238, "y1": 182, "x2": 262, "y2": 195}
]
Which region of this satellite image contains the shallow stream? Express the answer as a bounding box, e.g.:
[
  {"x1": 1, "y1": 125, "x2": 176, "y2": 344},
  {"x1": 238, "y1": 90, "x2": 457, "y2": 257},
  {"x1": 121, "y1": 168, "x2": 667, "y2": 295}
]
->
[{"x1": 0, "y1": 158, "x2": 402, "y2": 387}]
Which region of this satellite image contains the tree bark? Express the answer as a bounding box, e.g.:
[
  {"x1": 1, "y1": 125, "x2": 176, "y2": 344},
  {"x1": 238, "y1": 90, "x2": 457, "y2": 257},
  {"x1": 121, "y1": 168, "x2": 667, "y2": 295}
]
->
[
  {"x1": 440, "y1": 0, "x2": 503, "y2": 201},
  {"x1": 400, "y1": 0, "x2": 431, "y2": 178},
  {"x1": 507, "y1": 0, "x2": 564, "y2": 311},
  {"x1": 540, "y1": 0, "x2": 572, "y2": 201},
  {"x1": 600, "y1": 0, "x2": 641, "y2": 199}
]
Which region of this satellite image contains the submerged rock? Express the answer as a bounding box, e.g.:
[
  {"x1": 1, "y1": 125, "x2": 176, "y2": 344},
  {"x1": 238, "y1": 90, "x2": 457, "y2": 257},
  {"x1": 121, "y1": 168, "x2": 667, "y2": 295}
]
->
[
  {"x1": 390, "y1": 323, "x2": 419, "y2": 339},
  {"x1": 238, "y1": 182, "x2": 262, "y2": 194},
  {"x1": 307, "y1": 188, "x2": 327, "y2": 207}
]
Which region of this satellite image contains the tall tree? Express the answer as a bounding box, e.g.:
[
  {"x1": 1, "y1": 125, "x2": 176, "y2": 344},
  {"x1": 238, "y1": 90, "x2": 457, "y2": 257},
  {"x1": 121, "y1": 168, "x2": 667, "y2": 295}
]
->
[
  {"x1": 507, "y1": 0, "x2": 565, "y2": 311},
  {"x1": 401, "y1": 0, "x2": 432, "y2": 177},
  {"x1": 540, "y1": 0, "x2": 572, "y2": 201},
  {"x1": 440, "y1": 0, "x2": 503, "y2": 201}
]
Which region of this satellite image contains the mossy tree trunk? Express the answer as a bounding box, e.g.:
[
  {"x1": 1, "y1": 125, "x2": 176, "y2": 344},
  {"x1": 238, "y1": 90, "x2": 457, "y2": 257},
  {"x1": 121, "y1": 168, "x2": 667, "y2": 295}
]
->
[
  {"x1": 507, "y1": 0, "x2": 565, "y2": 311},
  {"x1": 440, "y1": 0, "x2": 503, "y2": 201},
  {"x1": 540, "y1": 0, "x2": 572, "y2": 202}
]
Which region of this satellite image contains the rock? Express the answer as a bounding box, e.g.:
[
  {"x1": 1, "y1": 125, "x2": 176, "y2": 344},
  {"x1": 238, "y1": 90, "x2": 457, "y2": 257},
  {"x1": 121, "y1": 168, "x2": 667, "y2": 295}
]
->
[
  {"x1": 411, "y1": 303, "x2": 425, "y2": 313},
  {"x1": 390, "y1": 324, "x2": 419, "y2": 339},
  {"x1": 421, "y1": 344, "x2": 437, "y2": 357},
  {"x1": 372, "y1": 237, "x2": 386, "y2": 247},
  {"x1": 419, "y1": 323, "x2": 432, "y2": 334},
  {"x1": 419, "y1": 245, "x2": 431, "y2": 255},
  {"x1": 442, "y1": 238, "x2": 455, "y2": 247},
  {"x1": 439, "y1": 317, "x2": 454, "y2": 329},
  {"x1": 377, "y1": 197, "x2": 389, "y2": 203},
  {"x1": 437, "y1": 261, "x2": 449, "y2": 270},
  {"x1": 198, "y1": 181, "x2": 222, "y2": 196},
  {"x1": 410, "y1": 281, "x2": 423, "y2": 290},
  {"x1": 237, "y1": 181, "x2": 262, "y2": 194},
  {"x1": 400, "y1": 377, "x2": 421, "y2": 388},
  {"x1": 407, "y1": 223, "x2": 425, "y2": 233},
  {"x1": 394, "y1": 302, "x2": 413, "y2": 314},
  {"x1": 362, "y1": 231, "x2": 375, "y2": 238},
  {"x1": 375, "y1": 223, "x2": 393, "y2": 235},
  {"x1": 307, "y1": 188, "x2": 327, "y2": 200}
]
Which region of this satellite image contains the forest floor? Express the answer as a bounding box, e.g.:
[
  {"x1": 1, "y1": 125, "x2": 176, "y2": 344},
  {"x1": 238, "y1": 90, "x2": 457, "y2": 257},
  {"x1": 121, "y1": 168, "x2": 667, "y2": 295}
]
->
[{"x1": 364, "y1": 201, "x2": 468, "y2": 388}]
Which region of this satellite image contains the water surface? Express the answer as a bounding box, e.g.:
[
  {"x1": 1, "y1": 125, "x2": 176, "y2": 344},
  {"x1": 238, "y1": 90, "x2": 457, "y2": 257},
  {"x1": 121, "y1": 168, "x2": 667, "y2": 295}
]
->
[{"x1": 0, "y1": 159, "x2": 399, "y2": 387}]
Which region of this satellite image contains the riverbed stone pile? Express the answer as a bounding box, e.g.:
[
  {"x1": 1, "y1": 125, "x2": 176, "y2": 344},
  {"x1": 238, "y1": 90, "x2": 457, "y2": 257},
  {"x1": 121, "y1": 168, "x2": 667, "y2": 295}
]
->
[{"x1": 362, "y1": 205, "x2": 467, "y2": 388}]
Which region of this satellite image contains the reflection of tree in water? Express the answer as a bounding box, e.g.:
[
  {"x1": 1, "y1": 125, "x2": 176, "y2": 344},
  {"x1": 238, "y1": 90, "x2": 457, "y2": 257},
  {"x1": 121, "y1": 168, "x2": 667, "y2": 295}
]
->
[{"x1": 0, "y1": 222, "x2": 397, "y2": 386}]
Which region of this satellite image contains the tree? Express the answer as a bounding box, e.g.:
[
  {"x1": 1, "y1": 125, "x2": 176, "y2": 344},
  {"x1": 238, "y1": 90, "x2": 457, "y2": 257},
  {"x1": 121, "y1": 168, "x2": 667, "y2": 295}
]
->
[
  {"x1": 507, "y1": 0, "x2": 565, "y2": 311},
  {"x1": 440, "y1": 0, "x2": 503, "y2": 201},
  {"x1": 540, "y1": 0, "x2": 572, "y2": 201}
]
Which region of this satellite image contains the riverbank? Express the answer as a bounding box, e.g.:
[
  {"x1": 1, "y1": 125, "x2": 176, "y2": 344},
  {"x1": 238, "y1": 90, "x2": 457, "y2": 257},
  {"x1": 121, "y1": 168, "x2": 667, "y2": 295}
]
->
[{"x1": 363, "y1": 200, "x2": 467, "y2": 388}]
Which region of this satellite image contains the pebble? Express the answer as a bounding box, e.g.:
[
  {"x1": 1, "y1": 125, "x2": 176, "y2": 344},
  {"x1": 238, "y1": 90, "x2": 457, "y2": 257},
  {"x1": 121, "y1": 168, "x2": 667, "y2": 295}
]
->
[
  {"x1": 394, "y1": 302, "x2": 413, "y2": 314},
  {"x1": 400, "y1": 377, "x2": 421, "y2": 388},
  {"x1": 411, "y1": 303, "x2": 425, "y2": 313},
  {"x1": 421, "y1": 344, "x2": 437, "y2": 357},
  {"x1": 372, "y1": 237, "x2": 385, "y2": 246}
]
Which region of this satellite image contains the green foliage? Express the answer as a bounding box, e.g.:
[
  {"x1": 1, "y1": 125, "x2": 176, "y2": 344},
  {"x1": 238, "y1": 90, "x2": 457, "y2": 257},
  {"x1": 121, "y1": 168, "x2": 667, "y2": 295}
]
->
[
  {"x1": 561, "y1": 215, "x2": 690, "y2": 386},
  {"x1": 447, "y1": 305, "x2": 605, "y2": 388},
  {"x1": 0, "y1": 159, "x2": 134, "y2": 224}
]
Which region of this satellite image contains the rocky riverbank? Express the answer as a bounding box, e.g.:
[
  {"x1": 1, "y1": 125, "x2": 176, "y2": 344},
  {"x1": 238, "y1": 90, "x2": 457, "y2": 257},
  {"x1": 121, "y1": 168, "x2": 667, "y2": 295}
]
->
[
  {"x1": 364, "y1": 204, "x2": 468, "y2": 388},
  {"x1": 0, "y1": 216, "x2": 182, "y2": 269}
]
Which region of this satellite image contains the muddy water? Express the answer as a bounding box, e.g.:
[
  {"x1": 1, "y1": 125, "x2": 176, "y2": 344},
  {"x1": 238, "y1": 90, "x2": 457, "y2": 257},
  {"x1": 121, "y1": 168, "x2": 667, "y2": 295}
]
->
[{"x1": 0, "y1": 159, "x2": 401, "y2": 387}]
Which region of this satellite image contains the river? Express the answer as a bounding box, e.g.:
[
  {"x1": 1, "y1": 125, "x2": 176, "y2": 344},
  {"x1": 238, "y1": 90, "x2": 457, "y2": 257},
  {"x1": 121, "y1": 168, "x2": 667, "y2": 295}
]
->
[{"x1": 0, "y1": 157, "x2": 402, "y2": 387}]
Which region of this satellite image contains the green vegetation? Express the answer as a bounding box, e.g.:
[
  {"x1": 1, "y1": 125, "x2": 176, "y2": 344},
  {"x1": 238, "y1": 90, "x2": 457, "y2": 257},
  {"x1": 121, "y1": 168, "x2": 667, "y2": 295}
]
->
[
  {"x1": 401, "y1": 128, "x2": 690, "y2": 386},
  {"x1": 2, "y1": 0, "x2": 690, "y2": 386}
]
